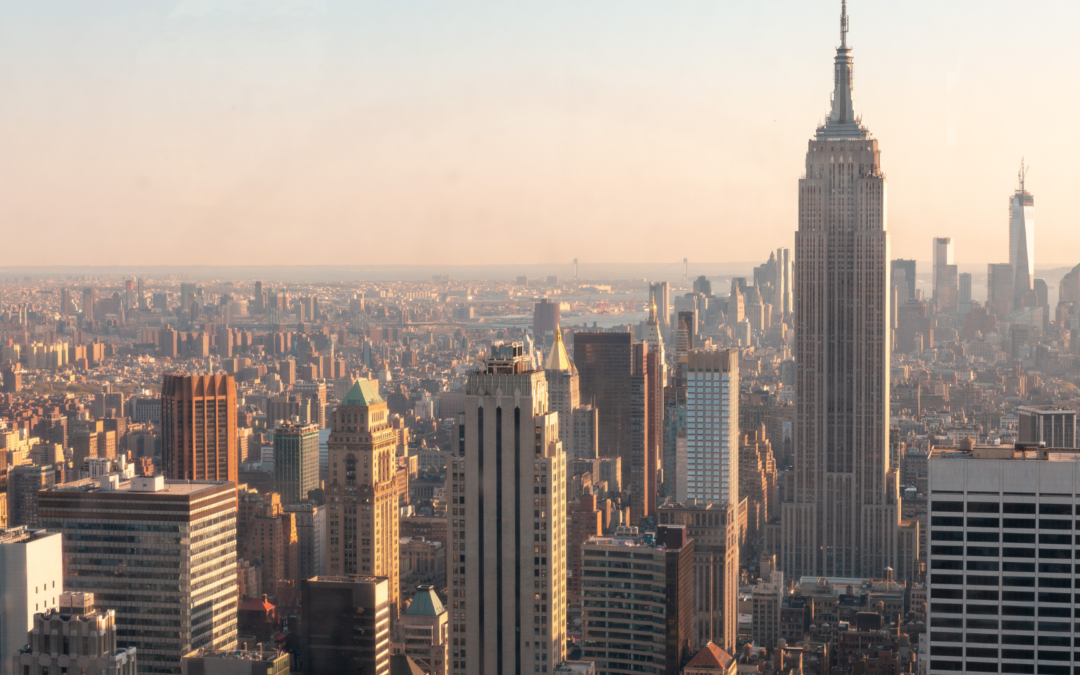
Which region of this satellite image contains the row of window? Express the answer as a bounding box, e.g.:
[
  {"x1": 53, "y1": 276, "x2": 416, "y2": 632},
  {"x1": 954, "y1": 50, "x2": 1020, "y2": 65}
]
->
[
  {"x1": 933, "y1": 501, "x2": 1075, "y2": 515},
  {"x1": 931, "y1": 615, "x2": 1078, "y2": 632}
]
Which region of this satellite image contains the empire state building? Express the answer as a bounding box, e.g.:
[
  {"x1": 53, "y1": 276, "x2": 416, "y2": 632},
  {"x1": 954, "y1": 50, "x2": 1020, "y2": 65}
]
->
[{"x1": 781, "y1": 1, "x2": 916, "y2": 580}]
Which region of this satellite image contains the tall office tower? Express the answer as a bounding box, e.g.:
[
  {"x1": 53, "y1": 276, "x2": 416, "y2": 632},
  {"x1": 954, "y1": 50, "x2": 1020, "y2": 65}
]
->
[
  {"x1": 533, "y1": 299, "x2": 561, "y2": 339},
  {"x1": 649, "y1": 281, "x2": 670, "y2": 330},
  {"x1": 643, "y1": 302, "x2": 666, "y2": 514},
  {"x1": 137, "y1": 277, "x2": 146, "y2": 308},
  {"x1": 396, "y1": 585, "x2": 449, "y2": 675},
  {"x1": 1010, "y1": 163, "x2": 1036, "y2": 310},
  {"x1": 987, "y1": 262, "x2": 1015, "y2": 318},
  {"x1": 891, "y1": 259, "x2": 917, "y2": 301},
  {"x1": 580, "y1": 525, "x2": 694, "y2": 673},
  {"x1": 326, "y1": 380, "x2": 400, "y2": 618},
  {"x1": 294, "y1": 381, "x2": 328, "y2": 429},
  {"x1": 273, "y1": 421, "x2": 320, "y2": 504},
  {"x1": 7, "y1": 465, "x2": 55, "y2": 527},
  {"x1": 301, "y1": 576, "x2": 390, "y2": 675},
  {"x1": 1034, "y1": 278, "x2": 1049, "y2": 309},
  {"x1": 0, "y1": 528, "x2": 63, "y2": 675},
  {"x1": 675, "y1": 310, "x2": 696, "y2": 357},
  {"x1": 777, "y1": 247, "x2": 793, "y2": 317},
  {"x1": 567, "y1": 491, "x2": 602, "y2": 610},
  {"x1": 545, "y1": 329, "x2": 579, "y2": 458},
  {"x1": 39, "y1": 476, "x2": 237, "y2": 675},
  {"x1": 14, "y1": 592, "x2": 138, "y2": 675},
  {"x1": 81, "y1": 288, "x2": 96, "y2": 322},
  {"x1": 283, "y1": 502, "x2": 326, "y2": 580},
  {"x1": 692, "y1": 275, "x2": 712, "y2": 297},
  {"x1": 726, "y1": 285, "x2": 744, "y2": 326},
  {"x1": 678, "y1": 350, "x2": 738, "y2": 505},
  {"x1": 161, "y1": 374, "x2": 238, "y2": 482},
  {"x1": 627, "y1": 342, "x2": 651, "y2": 524},
  {"x1": 932, "y1": 237, "x2": 958, "y2": 313},
  {"x1": 1017, "y1": 406, "x2": 1077, "y2": 448},
  {"x1": 60, "y1": 287, "x2": 71, "y2": 317},
  {"x1": 657, "y1": 503, "x2": 739, "y2": 653},
  {"x1": 925, "y1": 444, "x2": 1080, "y2": 675},
  {"x1": 783, "y1": 2, "x2": 902, "y2": 580},
  {"x1": 662, "y1": 358, "x2": 688, "y2": 499},
  {"x1": 446, "y1": 342, "x2": 566, "y2": 675},
  {"x1": 958, "y1": 272, "x2": 972, "y2": 305},
  {"x1": 571, "y1": 405, "x2": 598, "y2": 460},
  {"x1": 931, "y1": 237, "x2": 953, "y2": 295},
  {"x1": 574, "y1": 332, "x2": 633, "y2": 490}
]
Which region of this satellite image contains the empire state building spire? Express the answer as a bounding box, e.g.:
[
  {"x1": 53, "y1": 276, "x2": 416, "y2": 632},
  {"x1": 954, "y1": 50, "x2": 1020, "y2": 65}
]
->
[{"x1": 822, "y1": 0, "x2": 865, "y2": 138}]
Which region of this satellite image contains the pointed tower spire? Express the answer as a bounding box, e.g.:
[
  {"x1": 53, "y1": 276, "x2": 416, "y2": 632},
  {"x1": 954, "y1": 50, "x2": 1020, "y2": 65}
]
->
[
  {"x1": 821, "y1": 0, "x2": 865, "y2": 138},
  {"x1": 544, "y1": 327, "x2": 573, "y2": 372}
]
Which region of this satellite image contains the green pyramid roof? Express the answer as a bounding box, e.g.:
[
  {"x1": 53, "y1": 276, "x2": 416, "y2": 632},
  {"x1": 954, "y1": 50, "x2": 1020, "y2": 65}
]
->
[
  {"x1": 340, "y1": 379, "x2": 383, "y2": 407},
  {"x1": 404, "y1": 585, "x2": 444, "y2": 616}
]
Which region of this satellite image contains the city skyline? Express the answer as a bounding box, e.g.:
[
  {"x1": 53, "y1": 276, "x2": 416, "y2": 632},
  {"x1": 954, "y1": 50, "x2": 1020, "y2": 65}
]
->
[{"x1": 2, "y1": 1, "x2": 1079, "y2": 265}]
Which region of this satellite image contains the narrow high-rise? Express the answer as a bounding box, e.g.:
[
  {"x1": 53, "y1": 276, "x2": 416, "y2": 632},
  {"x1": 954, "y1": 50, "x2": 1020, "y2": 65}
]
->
[
  {"x1": 782, "y1": 2, "x2": 904, "y2": 580},
  {"x1": 1010, "y1": 162, "x2": 1036, "y2": 310},
  {"x1": 446, "y1": 342, "x2": 566, "y2": 675},
  {"x1": 160, "y1": 374, "x2": 238, "y2": 482},
  {"x1": 325, "y1": 379, "x2": 400, "y2": 619}
]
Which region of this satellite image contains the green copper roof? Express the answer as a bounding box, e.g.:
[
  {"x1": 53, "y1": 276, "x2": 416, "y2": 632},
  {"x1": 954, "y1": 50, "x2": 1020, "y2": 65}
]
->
[
  {"x1": 404, "y1": 585, "x2": 444, "y2": 616},
  {"x1": 340, "y1": 379, "x2": 383, "y2": 407}
]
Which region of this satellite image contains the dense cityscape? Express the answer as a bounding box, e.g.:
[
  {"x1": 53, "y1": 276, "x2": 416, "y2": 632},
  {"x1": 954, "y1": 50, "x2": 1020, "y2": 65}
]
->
[{"x1": 2, "y1": 3, "x2": 1079, "y2": 675}]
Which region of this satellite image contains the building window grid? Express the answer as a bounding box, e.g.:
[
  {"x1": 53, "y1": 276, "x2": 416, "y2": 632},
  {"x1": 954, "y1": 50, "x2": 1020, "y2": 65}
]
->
[{"x1": 929, "y1": 497, "x2": 1080, "y2": 673}]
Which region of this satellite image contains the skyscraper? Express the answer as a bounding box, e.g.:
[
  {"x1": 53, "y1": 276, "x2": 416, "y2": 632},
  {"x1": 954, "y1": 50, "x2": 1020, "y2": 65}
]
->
[
  {"x1": 544, "y1": 329, "x2": 579, "y2": 459},
  {"x1": 160, "y1": 374, "x2": 238, "y2": 482},
  {"x1": 678, "y1": 350, "x2": 738, "y2": 505},
  {"x1": 987, "y1": 262, "x2": 1015, "y2": 318},
  {"x1": 0, "y1": 528, "x2": 63, "y2": 675},
  {"x1": 777, "y1": 247, "x2": 793, "y2": 317},
  {"x1": 273, "y1": 421, "x2": 320, "y2": 504},
  {"x1": 82, "y1": 288, "x2": 96, "y2": 323},
  {"x1": 783, "y1": 2, "x2": 904, "y2": 580},
  {"x1": 326, "y1": 379, "x2": 400, "y2": 618},
  {"x1": 1010, "y1": 162, "x2": 1035, "y2": 310},
  {"x1": 446, "y1": 342, "x2": 566, "y2": 675},
  {"x1": 891, "y1": 259, "x2": 917, "y2": 303},
  {"x1": 574, "y1": 332, "x2": 633, "y2": 491},
  {"x1": 649, "y1": 281, "x2": 670, "y2": 330},
  {"x1": 533, "y1": 299, "x2": 561, "y2": 339},
  {"x1": 579, "y1": 525, "x2": 694, "y2": 673},
  {"x1": 39, "y1": 476, "x2": 238, "y2": 674},
  {"x1": 932, "y1": 237, "x2": 958, "y2": 313},
  {"x1": 301, "y1": 576, "x2": 390, "y2": 675}
]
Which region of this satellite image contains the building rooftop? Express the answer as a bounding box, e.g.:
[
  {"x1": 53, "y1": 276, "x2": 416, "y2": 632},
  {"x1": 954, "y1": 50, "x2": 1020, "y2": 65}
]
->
[
  {"x1": 0, "y1": 527, "x2": 57, "y2": 545},
  {"x1": 931, "y1": 444, "x2": 1080, "y2": 462},
  {"x1": 182, "y1": 647, "x2": 287, "y2": 663},
  {"x1": 684, "y1": 641, "x2": 735, "y2": 670},
  {"x1": 340, "y1": 378, "x2": 383, "y2": 407},
  {"x1": 403, "y1": 585, "x2": 445, "y2": 617},
  {"x1": 48, "y1": 475, "x2": 231, "y2": 495}
]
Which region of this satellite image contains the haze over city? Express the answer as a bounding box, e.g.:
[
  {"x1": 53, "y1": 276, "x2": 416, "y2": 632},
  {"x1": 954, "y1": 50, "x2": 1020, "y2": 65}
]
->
[
  {"x1": 1, "y1": 3, "x2": 1080, "y2": 675},
  {"x1": 2, "y1": 0, "x2": 1079, "y2": 266}
]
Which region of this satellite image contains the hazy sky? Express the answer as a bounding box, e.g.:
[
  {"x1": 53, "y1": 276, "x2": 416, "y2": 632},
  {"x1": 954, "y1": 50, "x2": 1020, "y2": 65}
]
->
[{"x1": 2, "y1": 0, "x2": 1079, "y2": 267}]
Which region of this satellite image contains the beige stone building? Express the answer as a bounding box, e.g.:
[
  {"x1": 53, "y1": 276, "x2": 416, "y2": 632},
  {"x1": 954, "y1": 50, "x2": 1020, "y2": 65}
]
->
[
  {"x1": 326, "y1": 379, "x2": 400, "y2": 619},
  {"x1": 447, "y1": 342, "x2": 566, "y2": 675},
  {"x1": 782, "y1": 2, "x2": 905, "y2": 581}
]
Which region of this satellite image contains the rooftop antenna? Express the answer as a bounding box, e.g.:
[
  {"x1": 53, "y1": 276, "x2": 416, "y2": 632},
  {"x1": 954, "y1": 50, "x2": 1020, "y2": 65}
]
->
[
  {"x1": 840, "y1": 0, "x2": 849, "y2": 48},
  {"x1": 1018, "y1": 158, "x2": 1029, "y2": 194}
]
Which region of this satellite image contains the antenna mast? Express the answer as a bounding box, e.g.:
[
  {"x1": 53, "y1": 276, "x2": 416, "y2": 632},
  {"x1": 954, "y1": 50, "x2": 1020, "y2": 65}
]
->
[
  {"x1": 1018, "y1": 158, "x2": 1029, "y2": 194},
  {"x1": 840, "y1": 0, "x2": 849, "y2": 47}
]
